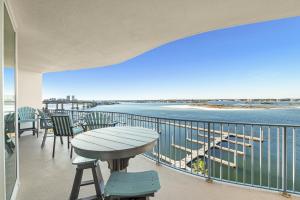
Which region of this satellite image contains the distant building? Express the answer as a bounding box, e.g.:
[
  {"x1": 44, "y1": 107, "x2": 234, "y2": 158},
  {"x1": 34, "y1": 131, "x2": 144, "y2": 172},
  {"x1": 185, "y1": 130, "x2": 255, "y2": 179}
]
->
[
  {"x1": 72, "y1": 95, "x2": 75, "y2": 100},
  {"x1": 66, "y1": 95, "x2": 70, "y2": 101}
]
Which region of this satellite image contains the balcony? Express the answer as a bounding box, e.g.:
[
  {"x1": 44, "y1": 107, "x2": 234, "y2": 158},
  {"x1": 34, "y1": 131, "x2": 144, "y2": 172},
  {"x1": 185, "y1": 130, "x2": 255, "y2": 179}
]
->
[
  {"x1": 15, "y1": 109, "x2": 300, "y2": 200},
  {"x1": 17, "y1": 131, "x2": 297, "y2": 200}
]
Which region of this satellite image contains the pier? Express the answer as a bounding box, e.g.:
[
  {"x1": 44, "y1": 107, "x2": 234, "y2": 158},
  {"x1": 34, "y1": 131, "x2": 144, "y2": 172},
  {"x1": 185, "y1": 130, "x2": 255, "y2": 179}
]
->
[
  {"x1": 150, "y1": 120, "x2": 263, "y2": 173},
  {"x1": 43, "y1": 100, "x2": 99, "y2": 110},
  {"x1": 43, "y1": 99, "x2": 117, "y2": 111}
]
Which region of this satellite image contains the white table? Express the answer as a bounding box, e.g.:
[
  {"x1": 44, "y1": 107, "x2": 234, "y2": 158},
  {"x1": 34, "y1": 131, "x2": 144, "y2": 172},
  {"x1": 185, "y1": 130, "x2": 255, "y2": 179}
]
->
[{"x1": 71, "y1": 126, "x2": 159, "y2": 171}]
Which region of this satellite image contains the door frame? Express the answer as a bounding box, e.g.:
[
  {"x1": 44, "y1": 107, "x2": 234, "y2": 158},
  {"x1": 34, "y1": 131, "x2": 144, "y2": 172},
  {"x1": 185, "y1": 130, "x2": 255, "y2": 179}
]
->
[{"x1": 1, "y1": 1, "x2": 19, "y2": 199}]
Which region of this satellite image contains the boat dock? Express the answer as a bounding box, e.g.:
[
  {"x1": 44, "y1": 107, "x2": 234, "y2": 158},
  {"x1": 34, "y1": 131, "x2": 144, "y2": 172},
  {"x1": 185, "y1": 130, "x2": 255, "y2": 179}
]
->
[{"x1": 152, "y1": 121, "x2": 263, "y2": 172}]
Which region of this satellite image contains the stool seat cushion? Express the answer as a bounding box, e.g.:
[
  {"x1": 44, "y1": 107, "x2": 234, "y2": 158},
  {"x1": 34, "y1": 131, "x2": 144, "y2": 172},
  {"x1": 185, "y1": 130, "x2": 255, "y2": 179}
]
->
[
  {"x1": 72, "y1": 156, "x2": 97, "y2": 165},
  {"x1": 104, "y1": 170, "x2": 160, "y2": 197}
]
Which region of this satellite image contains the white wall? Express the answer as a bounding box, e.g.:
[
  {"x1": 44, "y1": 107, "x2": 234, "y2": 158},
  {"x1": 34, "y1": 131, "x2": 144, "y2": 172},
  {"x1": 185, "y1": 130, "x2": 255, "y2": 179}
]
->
[{"x1": 18, "y1": 69, "x2": 42, "y2": 108}]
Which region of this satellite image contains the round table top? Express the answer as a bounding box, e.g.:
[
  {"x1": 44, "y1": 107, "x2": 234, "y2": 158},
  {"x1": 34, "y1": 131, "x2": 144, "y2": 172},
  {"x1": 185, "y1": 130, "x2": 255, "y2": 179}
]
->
[{"x1": 71, "y1": 126, "x2": 159, "y2": 161}]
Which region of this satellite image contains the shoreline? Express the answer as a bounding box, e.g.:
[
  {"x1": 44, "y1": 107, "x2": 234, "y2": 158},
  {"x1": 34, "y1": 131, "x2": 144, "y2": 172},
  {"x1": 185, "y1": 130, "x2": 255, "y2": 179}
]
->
[{"x1": 161, "y1": 104, "x2": 284, "y2": 111}]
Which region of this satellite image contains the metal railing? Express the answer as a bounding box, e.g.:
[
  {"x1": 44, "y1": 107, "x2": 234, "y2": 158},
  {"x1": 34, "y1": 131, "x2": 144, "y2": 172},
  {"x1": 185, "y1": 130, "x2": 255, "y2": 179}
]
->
[{"x1": 48, "y1": 109, "x2": 300, "y2": 195}]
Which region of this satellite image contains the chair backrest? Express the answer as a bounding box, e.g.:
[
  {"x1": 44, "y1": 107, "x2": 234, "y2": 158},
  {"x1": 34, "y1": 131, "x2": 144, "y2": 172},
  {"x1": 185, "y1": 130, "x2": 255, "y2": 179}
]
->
[
  {"x1": 37, "y1": 109, "x2": 47, "y2": 118},
  {"x1": 84, "y1": 112, "x2": 112, "y2": 130},
  {"x1": 18, "y1": 106, "x2": 36, "y2": 120},
  {"x1": 5, "y1": 113, "x2": 15, "y2": 134},
  {"x1": 51, "y1": 115, "x2": 73, "y2": 136},
  {"x1": 37, "y1": 109, "x2": 52, "y2": 129}
]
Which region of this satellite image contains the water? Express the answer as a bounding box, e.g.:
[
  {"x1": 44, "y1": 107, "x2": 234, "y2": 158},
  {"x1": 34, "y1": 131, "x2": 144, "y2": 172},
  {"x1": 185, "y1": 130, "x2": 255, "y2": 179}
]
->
[
  {"x1": 89, "y1": 102, "x2": 300, "y2": 192},
  {"x1": 91, "y1": 102, "x2": 300, "y2": 125}
]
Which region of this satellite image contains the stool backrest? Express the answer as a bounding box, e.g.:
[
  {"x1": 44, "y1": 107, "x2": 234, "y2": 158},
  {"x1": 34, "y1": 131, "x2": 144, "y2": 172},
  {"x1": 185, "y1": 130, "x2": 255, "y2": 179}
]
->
[{"x1": 51, "y1": 115, "x2": 73, "y2": 136}]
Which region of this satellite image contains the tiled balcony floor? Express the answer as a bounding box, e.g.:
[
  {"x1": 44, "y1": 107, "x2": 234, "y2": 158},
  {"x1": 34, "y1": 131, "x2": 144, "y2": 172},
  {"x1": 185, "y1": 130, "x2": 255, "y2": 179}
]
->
[{"x1": 17, "y1": 132, "x2": 300, "y2": 200}]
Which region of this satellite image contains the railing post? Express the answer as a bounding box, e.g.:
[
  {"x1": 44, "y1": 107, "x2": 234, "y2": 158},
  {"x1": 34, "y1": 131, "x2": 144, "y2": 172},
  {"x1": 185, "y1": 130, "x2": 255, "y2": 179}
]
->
[
  {"x1": 282, "y1": 126, "x2": 290, "y2": 197},
  {"x1": 130, "y1": 115, "x2": 134, "y2": 126},
  {"x1": 111, "y1": 113, "x2": 114, "y2": 125},
  {"x1": 156, "y1": 118, "x2": 160, "y2": 165},
  {"x1": 71, "y1": 110, "x2": 74, "y2": 122},
  {"x1": 206, "y1": 122, "x2": 212, "y2": 183}
]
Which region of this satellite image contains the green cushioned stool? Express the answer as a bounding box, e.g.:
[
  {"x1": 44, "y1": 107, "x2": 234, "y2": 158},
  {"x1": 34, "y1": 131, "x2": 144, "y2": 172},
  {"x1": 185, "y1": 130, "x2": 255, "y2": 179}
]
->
[
  {"x1": 69, "y1": 156, "x2": 103, "y2": 200},
  {"x1": 104, "y1": 170, "x2": 160, "y2": 200},
  {"x1": 69, "y1": 156, "x2": 160, "y2": 200}
]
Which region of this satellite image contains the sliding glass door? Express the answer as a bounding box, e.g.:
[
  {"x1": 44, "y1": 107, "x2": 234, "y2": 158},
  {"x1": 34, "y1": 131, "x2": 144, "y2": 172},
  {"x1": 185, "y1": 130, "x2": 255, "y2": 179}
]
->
[{"x1": 4, "y1": 4, "x2": 17, "y2": 200}]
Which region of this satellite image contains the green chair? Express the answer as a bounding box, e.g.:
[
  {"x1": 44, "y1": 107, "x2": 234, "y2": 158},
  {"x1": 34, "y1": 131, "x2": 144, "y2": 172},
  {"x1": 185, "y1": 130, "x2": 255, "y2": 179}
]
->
[
  {"x1": 51, "y1": 115, "x2": 84, "y2": 158},
  {"x1": 69, "y1": 157, "x2": 160, "y2": 200},
  {"x1": 83, "y1": 112, "x2": 118, "y2": 131},
  {"x1": 5, "y1": 113, "x2": 16, "y2": 154},
  {"x1": 37, "y1": 109, "x2": 58, "y2": 148},
  {"x1": 18, "y1": 106, "x2": 38, "y2": 137}
]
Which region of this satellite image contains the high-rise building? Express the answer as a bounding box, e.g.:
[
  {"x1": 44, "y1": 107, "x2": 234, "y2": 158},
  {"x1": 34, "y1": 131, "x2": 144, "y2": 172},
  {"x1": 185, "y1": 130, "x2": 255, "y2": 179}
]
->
[
  {"x1": 66, "y1": 95, "x2": 70, "y2": 101},
  {"x1": 72, "y1": 95, "x2": 75, "y2": 100}
]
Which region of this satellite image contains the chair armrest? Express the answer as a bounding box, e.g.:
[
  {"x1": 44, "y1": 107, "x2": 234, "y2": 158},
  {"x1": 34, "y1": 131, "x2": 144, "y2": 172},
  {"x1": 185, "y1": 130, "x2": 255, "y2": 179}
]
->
[
  {"x1": 112, "y1": 121, "x2": 126, "y2": 125},
  {"x1": 72, "y1": 121, "x2": 87, "y2": 131},
  {"x1": 107, "y1": 121, "x2": 126, "y2": 126},
  {"x1": 42, "y1": 117, "x2": 51, "y2": 121},
  {"x1": 80, "y1": 123, "x2": 88, "y2": 131},
  {"x1": 18, "y1": 119, "x2": 38, "y2": 123}
]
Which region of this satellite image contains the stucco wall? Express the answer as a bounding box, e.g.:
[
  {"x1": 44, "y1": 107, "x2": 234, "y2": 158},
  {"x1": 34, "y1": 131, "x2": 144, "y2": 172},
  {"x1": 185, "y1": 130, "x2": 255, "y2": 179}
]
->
[{"x1": 18, "y1": 69, "x2": 42, "y2": 108}]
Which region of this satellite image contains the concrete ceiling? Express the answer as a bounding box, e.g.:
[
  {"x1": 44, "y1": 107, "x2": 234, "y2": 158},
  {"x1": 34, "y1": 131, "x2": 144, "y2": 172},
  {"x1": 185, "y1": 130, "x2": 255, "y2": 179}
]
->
[{"x1": 9, "y1": 0, "x2": 300, "y2": 73}]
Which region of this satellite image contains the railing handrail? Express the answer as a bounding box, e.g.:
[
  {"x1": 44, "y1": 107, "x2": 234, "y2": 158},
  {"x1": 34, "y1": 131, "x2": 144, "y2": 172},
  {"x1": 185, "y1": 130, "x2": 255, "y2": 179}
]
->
[
  {"x1": 47, "y1": 108, "x2": 300, "y2": 128},
  {"x1": 46, "y1": 108, "x2": 300, "y2": 195}
]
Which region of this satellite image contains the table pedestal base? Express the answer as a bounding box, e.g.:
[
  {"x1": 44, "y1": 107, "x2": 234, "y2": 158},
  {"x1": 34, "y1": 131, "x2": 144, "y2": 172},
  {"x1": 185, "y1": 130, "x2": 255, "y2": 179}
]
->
[{"x1": 107, "y1": 158, "x2": 131, "y2": 172}]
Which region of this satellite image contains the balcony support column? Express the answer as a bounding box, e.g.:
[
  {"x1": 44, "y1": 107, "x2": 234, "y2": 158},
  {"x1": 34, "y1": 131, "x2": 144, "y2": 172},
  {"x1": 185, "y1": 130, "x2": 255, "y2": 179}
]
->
[{"x1": 18, "y1": 69, "x2": 42, "y2": 108}]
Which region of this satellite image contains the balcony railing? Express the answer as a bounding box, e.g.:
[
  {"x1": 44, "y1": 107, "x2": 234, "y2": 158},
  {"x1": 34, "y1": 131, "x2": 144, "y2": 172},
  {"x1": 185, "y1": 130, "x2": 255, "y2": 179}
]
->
[{"x1": 47, "y1": 109, "x2": 300, "y2": 195}]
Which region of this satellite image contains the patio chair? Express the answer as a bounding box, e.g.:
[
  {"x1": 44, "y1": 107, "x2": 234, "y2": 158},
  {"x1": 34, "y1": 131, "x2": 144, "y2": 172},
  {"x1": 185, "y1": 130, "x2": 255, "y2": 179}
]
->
[
  {"x1": 18, "y1": 106, "x2": 38, "y2": 137},
  {"x1": 38, "y1": 109, "x2": 59, "y2": 148},
  {"x1": 69, "y1": 156, "x2": 160, "y2": 200},
  {"x1": 51, "y1": 115, "x2": 84, "y2": 158},
  {"x1": 83, "y1": 112, "x2": 118, "y2": 131},
  {"x1": 5, "y1": 113, "x2": 16, "y2": 154}
]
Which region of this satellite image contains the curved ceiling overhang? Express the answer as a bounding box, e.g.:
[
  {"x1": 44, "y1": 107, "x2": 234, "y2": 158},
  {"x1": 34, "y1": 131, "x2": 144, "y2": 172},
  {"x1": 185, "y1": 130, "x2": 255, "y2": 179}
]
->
[{"x1": 9, "y1": 0, "x2": 300, "y2": 73}]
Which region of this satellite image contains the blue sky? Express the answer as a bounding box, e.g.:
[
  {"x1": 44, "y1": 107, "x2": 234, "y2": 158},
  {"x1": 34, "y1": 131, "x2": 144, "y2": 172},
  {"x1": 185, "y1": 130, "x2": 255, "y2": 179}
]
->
[
  {"x1": 4, "y1": 67, "x2": 15, "y2": 97},
  {"x1": 43, "y1": 16, "x2": 300, "y2": 100}
]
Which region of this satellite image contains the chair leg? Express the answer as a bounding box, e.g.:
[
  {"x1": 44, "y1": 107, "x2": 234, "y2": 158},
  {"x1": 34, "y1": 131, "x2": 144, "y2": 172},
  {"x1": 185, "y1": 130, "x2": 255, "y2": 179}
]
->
[
  {"x1": 36, "y1": 123, "x2": 39, "y2": 138},
  {"x1": 37, "y1": 119, "x2": 40, "y2": 133},
  {"x1": 60, "y1": 136, "x2": 63, "y2": 145},
  {"x1": 18, "y1": 123, "x2": 21, "y2": 138},
  {"x1": 41, "y1": 129, "x2": 48, "y2": 148},
  {"x1": 91, "y1": 164, "x2": 103, "y2": 199},
  {"x1": 70, "y1": 146, "x2": 73, "y2": 159},
  {"x1": 68, "y1": 136, "x2": 70, "y2": 149},
  {"x1": 69, "y1": 168, "x2": 83, "y2": 200},
  {"x1": 33, "y1": 122, "x2": 37, "y2": 137},
  {"x1": 52, "y1": 136, "x2": 56, "y2": 158}
]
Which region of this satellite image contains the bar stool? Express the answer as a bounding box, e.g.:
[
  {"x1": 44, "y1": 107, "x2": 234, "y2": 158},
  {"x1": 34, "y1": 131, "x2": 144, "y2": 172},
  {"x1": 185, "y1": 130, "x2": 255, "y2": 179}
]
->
[
  {"x1": 70, "y1": 156, "x2": 161, "y2": 200},
  {"x1": 69, "y1": 156, "x2": 104, "y2": 200}
]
